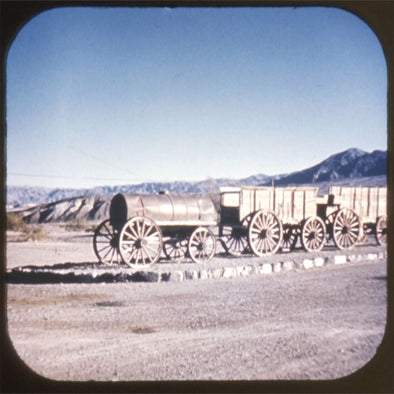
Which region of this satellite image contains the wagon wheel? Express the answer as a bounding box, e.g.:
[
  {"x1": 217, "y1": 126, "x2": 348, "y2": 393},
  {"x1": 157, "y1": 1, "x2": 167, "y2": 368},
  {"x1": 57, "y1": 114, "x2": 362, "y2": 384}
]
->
[
  {"x1": 332, "y1": 208, "x2": 361, "y2": 250},
  {"x1": 248, "y1": 210, "x2": 283, "y2": 256},
  {"x1": 93, "y1": 219, "x2": 122, "y2": 265},
  {"x1": 220, "y1": 226, "x2": 249, "y2": 256},
  {"x1": 163, "y1": 239, "x2": 187, "y2": 262},
  {"x1": 119, "y1": 216, "x2": 162, "y2": 268},
  {"x1": 188, "y1": 227, "x2": 216, "y2": 263},
  {"x1": 375, "y1": 215, "x2": 387, "y2": 246},
  {"x1": 301, "y1": 216, "x2": 326, "y2": 252},
  {"x1": 281, "y1": 225, "x2": 298, "y2": 252}
]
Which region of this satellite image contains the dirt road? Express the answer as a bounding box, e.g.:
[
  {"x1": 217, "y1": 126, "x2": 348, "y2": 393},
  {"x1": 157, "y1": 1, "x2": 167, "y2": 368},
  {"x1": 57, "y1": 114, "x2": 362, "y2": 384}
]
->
[
  {"x1": 7, "y1": 260, "x2": 387, "y2": 382},
  {"x1": 4, "y1": 226, "x2": 390, "y2": 391}
]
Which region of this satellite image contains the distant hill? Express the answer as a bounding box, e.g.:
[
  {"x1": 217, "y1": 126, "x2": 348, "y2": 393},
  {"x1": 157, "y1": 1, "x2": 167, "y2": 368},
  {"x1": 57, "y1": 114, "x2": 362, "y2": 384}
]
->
[
  {"x1": 7, "y1": 148, "x2": 387, "y2": 223},
  {"x1": 262, "y1": 148, "x2": 387, "y2": 186}
]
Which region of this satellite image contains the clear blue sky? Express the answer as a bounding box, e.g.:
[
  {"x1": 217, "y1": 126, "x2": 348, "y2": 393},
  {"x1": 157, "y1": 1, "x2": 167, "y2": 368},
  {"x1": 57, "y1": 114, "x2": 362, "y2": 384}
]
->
[{"x1": 6, "y1": 6, "x2": 387, "y2": 189}]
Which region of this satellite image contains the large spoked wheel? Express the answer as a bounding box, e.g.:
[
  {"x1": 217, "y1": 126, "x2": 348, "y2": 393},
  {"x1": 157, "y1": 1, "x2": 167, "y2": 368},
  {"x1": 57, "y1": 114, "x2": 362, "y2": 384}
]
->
[
  {"x1": 93, "y1": 219, "x2": 122, "y2": 266},
  {"x1": 220, "y1": 226, "x2": 249, "y2": 256},
  {"x1": 375, "y1": 215, "x2": 387, "y2": 246},
  {"x1": 248, "y1": 210, "x2": 283, "y2": 256},
  {"x1": 332, "y1": 208, "x2": 361, "y2": 250},
  {"x1": 188, "y1": 227, "x2": 216, "y2": 263},
  {"x1": 301, "y1": 216, "x2": 326, "y2": 252},
  {"x1": 281, "y1": 225, "x2": 298, "y2": 252},
  {"x1": 163, "y1": 239, "x2": 188, "y2": 262},
  {"x1": 119, "y1": 216, "x2": 163, "y2": 268}
]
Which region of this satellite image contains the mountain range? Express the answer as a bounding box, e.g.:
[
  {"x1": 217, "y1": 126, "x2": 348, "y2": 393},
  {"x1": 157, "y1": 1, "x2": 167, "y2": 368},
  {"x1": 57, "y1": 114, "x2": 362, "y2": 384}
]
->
[{"x1": 7, "y1": 148, "x2": 387, "y2": 223}]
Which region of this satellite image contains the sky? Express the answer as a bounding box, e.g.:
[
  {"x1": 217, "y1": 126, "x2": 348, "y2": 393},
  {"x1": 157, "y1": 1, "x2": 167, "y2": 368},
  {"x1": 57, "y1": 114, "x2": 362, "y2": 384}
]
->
[{"x1": 6, "y1": 6, "x2": 387, "y2": 189}]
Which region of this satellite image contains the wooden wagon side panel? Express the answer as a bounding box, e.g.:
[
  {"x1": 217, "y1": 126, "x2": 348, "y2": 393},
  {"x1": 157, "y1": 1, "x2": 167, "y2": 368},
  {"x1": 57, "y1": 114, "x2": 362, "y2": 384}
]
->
[
  {"x1": 239, "y1": 188, "x2": 274, "y2": 222},
  {"x1": 329, "y1": 186, "x2": 387, "y2": 223},
  {"x1": 377, "y1": 187, "x2": 387, "y2": 217},
  {"x1": 292, "y1": 188, "x2": 318, "y2": 223},
  {"x1": 234, "y1": 187, "x2": 319, "y2": 225},
  {"x1": 270, "y1": 188, "x2": 317, "y2": 224},
  {"x1": 274, "y1": 188, "x2": 292, "y2": 223}
]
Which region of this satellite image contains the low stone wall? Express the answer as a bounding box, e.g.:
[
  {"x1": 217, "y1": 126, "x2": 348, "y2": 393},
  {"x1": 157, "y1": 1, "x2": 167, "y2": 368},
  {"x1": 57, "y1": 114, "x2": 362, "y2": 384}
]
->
[{"x1": 7, "y1": 250, "x2": 387, "y2": 284}]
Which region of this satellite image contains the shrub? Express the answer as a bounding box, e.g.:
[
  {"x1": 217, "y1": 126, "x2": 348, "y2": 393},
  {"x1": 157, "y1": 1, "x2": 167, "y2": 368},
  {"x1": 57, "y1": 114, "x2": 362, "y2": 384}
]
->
[
  {"x1": 7, "y1": 213, "x2": 47, "y2": 241},
  {"x1": 19, "y1": 226, "x2": 47, "y2": 242},
  {"x1": 64, "y1": 219, "x2": 89, "y2": 232},
  {"x1": 7, "y1": 213, "x2": 29, "y2": 232}
]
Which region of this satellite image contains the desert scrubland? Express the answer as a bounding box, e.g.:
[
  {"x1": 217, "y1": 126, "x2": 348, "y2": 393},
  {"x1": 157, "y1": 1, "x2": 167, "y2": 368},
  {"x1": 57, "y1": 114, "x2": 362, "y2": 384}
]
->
[{"x1": 5, "y1": 223, "x2": 388, "y2": 387}]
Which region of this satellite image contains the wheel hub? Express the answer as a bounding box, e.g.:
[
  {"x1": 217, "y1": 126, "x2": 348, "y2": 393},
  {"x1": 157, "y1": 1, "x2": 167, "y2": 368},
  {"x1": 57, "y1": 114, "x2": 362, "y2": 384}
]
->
[
  {"x1": 307, "y1": 231, "x2": 316, "y2": 240},
  {"x1": 135, "y1": 238, "x2": 146, "y2": 248},
  {"x1": 110, "y1": 233, "x2": 119, "y2": 248},
  {"x1": 259, "y1": 230, "x2": 268, "y2": 239},
  {"x1": 197, "y1": 243, "x2": 204, "y2": 251}
]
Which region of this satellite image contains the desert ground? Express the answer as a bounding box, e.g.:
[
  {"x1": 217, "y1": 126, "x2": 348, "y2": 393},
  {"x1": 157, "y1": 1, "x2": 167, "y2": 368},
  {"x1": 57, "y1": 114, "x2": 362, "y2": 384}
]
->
[{"x1": 4, "y1": 224, "x2": 389, "y2": 389}]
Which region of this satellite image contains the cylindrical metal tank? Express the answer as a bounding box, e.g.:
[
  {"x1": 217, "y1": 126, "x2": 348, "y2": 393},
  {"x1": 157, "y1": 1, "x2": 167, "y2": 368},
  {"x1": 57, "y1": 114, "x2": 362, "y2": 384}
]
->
[{"x1": 110, "y1": 193, "x2": 217, "y2": 230}]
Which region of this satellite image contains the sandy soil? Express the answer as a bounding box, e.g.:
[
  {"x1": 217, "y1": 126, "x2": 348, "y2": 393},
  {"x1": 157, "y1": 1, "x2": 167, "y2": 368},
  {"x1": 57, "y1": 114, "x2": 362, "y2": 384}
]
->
[{"x1": 4, "y1": 224, "x2": 389, "y2": 387}]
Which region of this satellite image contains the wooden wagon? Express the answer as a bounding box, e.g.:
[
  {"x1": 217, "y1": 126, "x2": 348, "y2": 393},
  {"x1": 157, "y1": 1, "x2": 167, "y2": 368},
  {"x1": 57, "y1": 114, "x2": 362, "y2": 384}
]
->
[
  {"x1": 325, "y1": 186, "x2": 387, "y2": 247},
  {"x1": 93, "y1": 192, "x2": 217, "y2": 268},
  {"x1": 219, "y1": 186, "x2": 327, "y2": 256}
]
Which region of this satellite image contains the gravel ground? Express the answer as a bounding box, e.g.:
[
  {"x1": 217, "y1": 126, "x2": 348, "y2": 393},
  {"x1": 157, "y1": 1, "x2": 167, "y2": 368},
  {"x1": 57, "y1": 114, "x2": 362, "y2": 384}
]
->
[{"x1": 4, "y1": 226, "x2": 390, "y2": 390}]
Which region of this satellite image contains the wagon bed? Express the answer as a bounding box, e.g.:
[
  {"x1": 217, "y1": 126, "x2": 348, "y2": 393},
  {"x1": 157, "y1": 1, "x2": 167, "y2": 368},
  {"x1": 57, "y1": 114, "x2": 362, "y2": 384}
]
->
[
  {"x1": 219, "y1": 186, "x2": 327, "y2": 256},
  {"x1": 327, "y1": 186, "x2": 387, "y2": 246}
]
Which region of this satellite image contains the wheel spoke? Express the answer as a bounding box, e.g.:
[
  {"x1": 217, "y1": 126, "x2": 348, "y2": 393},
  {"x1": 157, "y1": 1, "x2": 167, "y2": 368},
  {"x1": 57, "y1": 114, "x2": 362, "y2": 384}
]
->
[
  {"x1": 126, "y1": 225, "x2": 139, "y2": 240},
  {"x1": 301, "y1": 217, "x2": 326, "y2": 252},
  {"x1": 119, "y1": 217, "x2": 162, "y2": 268},
  {"x1": 248, "y1": 211, "x2": 282, "y2": 256},
  {"x1": 93, "y1": 220, "x2": 122, "y2": 265},
  {"x1": 376, "y1": 216, "x2": 387, "y2": 246},
  {"x1": 188, "y1": 227, "x2": 216, "y2": 263},
  {"x1": 332, "y1": 209, "x2": 360, "y2": 250}
]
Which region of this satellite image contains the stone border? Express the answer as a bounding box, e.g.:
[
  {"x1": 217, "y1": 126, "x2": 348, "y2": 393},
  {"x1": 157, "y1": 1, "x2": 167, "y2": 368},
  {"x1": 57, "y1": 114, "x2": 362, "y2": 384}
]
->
[
  {"x1": 7, "y1": 251, "x2": 387, "y2": 284},
  {"x1": 160, "y1": 251, "x2": 387, "y2": 283}
]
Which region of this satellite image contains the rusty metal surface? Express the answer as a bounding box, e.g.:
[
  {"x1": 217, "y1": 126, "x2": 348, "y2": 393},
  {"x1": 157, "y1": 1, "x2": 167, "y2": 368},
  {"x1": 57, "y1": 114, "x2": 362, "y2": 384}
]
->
[{"x1": 110, "y1": 193, "x2": 217, "y2": 229}]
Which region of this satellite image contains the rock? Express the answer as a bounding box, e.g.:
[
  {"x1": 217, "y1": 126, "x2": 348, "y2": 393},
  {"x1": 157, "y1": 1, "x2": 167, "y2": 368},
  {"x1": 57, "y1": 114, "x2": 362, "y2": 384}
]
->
[
  {"x1": 222, "y1": 267, "x2": 237, "y2": 278},
  {"x1": 259, "y1": 263, "x2": 272, "y2": 274},
  {"x1": 185, "y1": 270, "x2": 198, "y2": 280},
  {"x1": 314, "y1": 257, "x2": 325, "y2": 267},
  {"x1": 302, "y1": 259, "x2": 314, "y2": 269},
  {"x1": 273, "y1": 262, "x2": 282, "y2": 272},
  {"x1": 282, "y1": 261, "x2": 294, "y2": 271},
  {"x1": 168, "y1": 271, "x2": 184, "y2": 282},
  {"x1": 240, "y1": 266, "x2": 252, "y2": 276},
  {"x1": 209, "y1": 268, "x2": 223, "y2": 279},
  {"x1": 333, "y1": 255, "x2": 347, "y2": 265},
  {"x1": 199, "y1": 270, "x2": 209, "y2": 280}
]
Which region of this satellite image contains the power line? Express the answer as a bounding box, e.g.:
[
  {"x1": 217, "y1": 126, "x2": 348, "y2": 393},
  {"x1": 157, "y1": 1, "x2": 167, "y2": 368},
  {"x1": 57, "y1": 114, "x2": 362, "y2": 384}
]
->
[
  {"x1": 67, "y1": 145, "x2": 146, "y2": 180},
  {"x1": 7, "y1": 172, "x2": 150, "y2": 182}
]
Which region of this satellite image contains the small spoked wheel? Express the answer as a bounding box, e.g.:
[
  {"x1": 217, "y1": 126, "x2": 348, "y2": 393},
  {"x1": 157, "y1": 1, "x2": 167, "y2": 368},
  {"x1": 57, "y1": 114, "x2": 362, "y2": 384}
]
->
[
  {"x1": 332, "y1": 208, "x2": 361, "y2": 250},
  {"x1": 281, "y1": 225, "x2": 298, "y2": 252},
  {"x1": 93, "y1": 219, "x2": 122, "y2": 266},
  {"x1": 119, "y1": 216, "x2": 162, "y2": 268},
  {"x1": 375, "y1": 215, "x2": 387, "y2": 246},
  {"x1": 188, "y1": 227, "x2": 216, "y2": 263},
  {"x1": 248, "y1": 210, "x2": 283, "y2": 256},
  {"x1": 220, "y1": 226, "x2": 249, "y2": 256},
  {"x1": 301, "y1": 216, "x2": 326, "y2": 252},
  {"x1": 163, "y1": 239, "x2": 188, "y2": 262}
]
